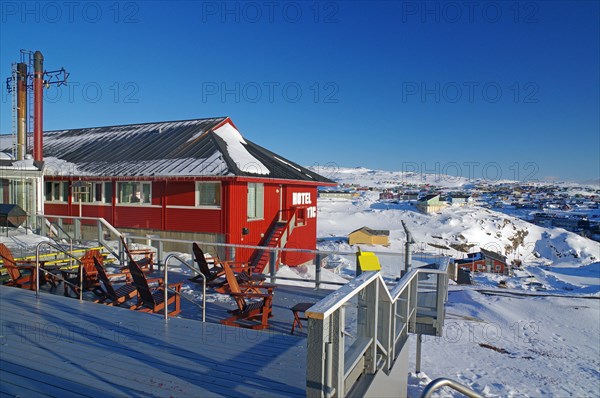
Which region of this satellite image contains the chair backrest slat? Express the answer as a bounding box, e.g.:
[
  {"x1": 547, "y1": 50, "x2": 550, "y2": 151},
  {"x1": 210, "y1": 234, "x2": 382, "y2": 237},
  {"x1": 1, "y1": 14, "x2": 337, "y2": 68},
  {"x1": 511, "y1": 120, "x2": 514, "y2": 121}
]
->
[
  {"x1": 94, "y1": 257, "x2": 117, "y2": 299},
  {"x1": 223, "y1": 262, "x2": 246, "y2": 311},
  {"x1": 128, "y1": 259, "x2": 155, "y2": 306},
  {"x1": 0, "y1": 243, "x2": 22, "y2": 281},
  {"x1": 192, "y1": 243, "x2": 212, "y2": 278}
]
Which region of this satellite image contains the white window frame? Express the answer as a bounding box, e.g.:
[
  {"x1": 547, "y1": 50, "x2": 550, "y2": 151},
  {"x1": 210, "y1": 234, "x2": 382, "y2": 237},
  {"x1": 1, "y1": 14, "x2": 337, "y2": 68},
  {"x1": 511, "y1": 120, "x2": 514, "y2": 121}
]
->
[
  {"x1": 44, "y1": 181, "x2": 69, "y2": 203},
  {"x1": 195, "y1": 182, "x2": 221, "y2": 208},
  {"x1": 247, "y1": 182, "x2": 264, "y2": 221},
  {"x1": 117, "y1": 181, "x2": 152, "y2": 205},
  {"x1": 76, "y1": 181, "x2": 113, "y2": 204}
]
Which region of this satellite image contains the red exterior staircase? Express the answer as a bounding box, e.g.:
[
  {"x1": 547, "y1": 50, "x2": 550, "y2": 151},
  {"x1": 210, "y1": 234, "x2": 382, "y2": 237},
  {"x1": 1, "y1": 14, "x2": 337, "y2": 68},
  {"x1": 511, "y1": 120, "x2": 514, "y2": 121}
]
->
[{"x1": 250, "y1": 210, "x2": 297, "y2": 274}]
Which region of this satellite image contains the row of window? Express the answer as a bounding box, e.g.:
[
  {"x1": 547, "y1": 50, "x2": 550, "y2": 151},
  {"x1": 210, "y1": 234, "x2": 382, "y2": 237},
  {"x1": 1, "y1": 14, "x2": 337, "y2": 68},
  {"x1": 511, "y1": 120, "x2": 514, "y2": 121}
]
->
[{"x1": 44, "y1": 181, "x2": 265, "y2": 220}]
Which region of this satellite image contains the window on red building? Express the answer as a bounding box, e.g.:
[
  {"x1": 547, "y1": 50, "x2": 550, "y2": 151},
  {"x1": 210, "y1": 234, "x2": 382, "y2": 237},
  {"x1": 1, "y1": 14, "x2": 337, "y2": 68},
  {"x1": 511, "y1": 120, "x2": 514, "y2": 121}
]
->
[{"x1": 247, "y1": 182, "x2": 264, "y2": 220}]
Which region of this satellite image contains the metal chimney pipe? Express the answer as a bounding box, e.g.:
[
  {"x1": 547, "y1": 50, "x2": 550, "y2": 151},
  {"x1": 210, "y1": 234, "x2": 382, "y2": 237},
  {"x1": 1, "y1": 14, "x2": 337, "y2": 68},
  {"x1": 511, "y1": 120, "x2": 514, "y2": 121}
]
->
[
  {"x1": 33, "y1": 51, "x2": 44, "y2": 162},
  {"x1": 16, "y1": 62, "x2": 27, "y2": 160}
]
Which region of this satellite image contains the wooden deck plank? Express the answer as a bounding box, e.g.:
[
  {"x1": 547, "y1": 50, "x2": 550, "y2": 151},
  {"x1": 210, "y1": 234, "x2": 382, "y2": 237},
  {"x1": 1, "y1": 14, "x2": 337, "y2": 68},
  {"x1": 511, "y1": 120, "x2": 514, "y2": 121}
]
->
[
  {"x1": 0, "y1": 368, "x2": 89, "y2": 398},
  {"x1": 0, "y1": 286, "x2": 308, "y2": 397}
]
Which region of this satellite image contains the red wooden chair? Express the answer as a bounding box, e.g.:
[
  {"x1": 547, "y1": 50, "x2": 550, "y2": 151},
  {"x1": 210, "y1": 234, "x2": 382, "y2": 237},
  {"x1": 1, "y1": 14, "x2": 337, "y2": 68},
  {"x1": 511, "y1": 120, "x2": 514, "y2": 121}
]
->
[
  {"x1": 1, "y1": 243, "x2": 37, "y2": 290},
  {"x1": 220, "y1": 262, "x2": 276, "y2": 330},
  {"x1": 119, "y1": 236, "x2": 154, "y2": 273},
  {"x1": 93, "y1": 257, "x2": 138, "y2": 308},
  {"x1": 127, "y1": 258, "x2": 181, "y2": 316},
  {"x1": 61, "y1": 249, "x2": 105, "y2": 297},
  {"x1": 0, "y1": 243, "x2": 58, "y2": 289},
  {"x1": 190, "y1": 242, "x2": 265, "y2": 293}
]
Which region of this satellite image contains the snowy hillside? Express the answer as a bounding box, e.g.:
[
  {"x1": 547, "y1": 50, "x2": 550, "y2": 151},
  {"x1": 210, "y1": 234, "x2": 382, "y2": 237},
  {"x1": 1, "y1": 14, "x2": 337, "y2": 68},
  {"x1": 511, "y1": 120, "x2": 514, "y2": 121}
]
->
[
  {"x1": 317, "y1": 192, "x2": 599, "y2": 268},
  {"x1": 316, "y1": 173, "x2": 599, "y2": 397},
  {"x1": 309, "y1": 165, "x2": 600, "y2": 191}
]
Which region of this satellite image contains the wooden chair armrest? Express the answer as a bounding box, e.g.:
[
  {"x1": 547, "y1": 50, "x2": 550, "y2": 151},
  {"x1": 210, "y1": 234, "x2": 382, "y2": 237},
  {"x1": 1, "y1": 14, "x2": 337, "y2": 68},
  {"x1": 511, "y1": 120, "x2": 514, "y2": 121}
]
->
[
  {"x1": 146, "y1": 277, "x2": 163, "y2": 285},
  {"x1": 230, "y1": 292, "x2": 272, "y2": 299},
  {"x1": 167, "y1": 282, "x2": 182, "y2": 292},
  {"x1": 238, "y1": 282, "x2": 277, "y2": 289},
  {"x1": 106, "y1": 272, "x2": 129, "y2": 280}
]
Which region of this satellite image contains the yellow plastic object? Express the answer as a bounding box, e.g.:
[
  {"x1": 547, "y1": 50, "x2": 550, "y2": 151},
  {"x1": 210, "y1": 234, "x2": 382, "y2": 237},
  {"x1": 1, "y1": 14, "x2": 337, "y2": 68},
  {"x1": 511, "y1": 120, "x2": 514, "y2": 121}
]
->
[{"x1": 356, "y1": 250, "x2": 381, "y2": 272}]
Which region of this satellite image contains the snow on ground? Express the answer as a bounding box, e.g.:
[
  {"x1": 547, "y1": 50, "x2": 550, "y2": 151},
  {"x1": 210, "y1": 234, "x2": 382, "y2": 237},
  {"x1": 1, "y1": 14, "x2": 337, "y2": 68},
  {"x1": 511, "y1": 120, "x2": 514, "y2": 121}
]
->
[
  {"x1": 318, "y1": 192, "x2": 599, "y2": 270},
  {"x1": 315, "y1": 190, "x2": 599, "y2": 397},
  {"x1": 407, "y1": 290, "x2": 600, "y2": 397}
]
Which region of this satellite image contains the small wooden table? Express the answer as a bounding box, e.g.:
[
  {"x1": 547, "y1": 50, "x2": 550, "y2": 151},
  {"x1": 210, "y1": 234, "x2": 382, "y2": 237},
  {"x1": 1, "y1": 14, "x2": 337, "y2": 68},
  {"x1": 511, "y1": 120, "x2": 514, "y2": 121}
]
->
[{"x1": 290, "y1": 302, "x2": 314, "y2": 335}]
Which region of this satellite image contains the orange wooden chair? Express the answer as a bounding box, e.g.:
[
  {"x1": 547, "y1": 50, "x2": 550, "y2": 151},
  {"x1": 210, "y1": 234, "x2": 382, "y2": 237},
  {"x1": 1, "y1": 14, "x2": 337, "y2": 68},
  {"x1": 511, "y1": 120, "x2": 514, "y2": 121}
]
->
[
  {"x1": 119, "y1": 236, "x2": 154, "y2": 273},
  {"x1": 220, "y1": 262, "x2": 276, "y2": 330},
  {"x1": 190, "y1": 242, "x2": 265, "y2": 293},
  {"x1": 61, "y1": 249, "x2": 105, "y2": 297},
  {"x1": 93, "y1": 257, "x2": 138, "y2": 308},
  {"x1": 0, "y1": 243, "x2": 58, "y2": 290},
  {"x1": 127, "y1": 258, "x2": 181, "y2": 316}
]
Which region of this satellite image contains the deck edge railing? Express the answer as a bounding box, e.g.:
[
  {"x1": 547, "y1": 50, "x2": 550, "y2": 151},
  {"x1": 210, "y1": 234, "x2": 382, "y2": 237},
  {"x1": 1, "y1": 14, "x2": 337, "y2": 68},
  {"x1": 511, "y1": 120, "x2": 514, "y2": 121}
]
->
[{"x1": 305, "y1": 263, "x2": 449, "y2": 398}]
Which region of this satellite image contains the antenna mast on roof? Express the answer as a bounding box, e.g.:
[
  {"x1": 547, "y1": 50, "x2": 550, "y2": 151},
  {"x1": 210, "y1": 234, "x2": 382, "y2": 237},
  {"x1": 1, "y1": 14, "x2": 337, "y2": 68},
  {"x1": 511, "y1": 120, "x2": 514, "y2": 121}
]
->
[{"x1": 5, "y1": 50, "x2": 69, "y2": 161}]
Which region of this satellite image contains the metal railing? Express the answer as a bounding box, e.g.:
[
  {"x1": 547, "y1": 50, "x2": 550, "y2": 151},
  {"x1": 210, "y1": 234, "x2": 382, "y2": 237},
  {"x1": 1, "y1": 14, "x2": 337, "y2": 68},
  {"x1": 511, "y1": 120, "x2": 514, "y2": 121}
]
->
[
  {"x1": 305, "y1": 263, "x2": 449, "y2": 397},
  {"x1": 163, "y1": 254, "x2": 206, "y2": 322},
  {"x1": 421, "y1": 377, "x2": 484, "y2": 398},
  {"x1": 33, "y1": 214, "x2": 449, "y2": 287},
  {"x1": 35, "y1": 241, "x2": 86, "y2": 301},
  {"x1": 36, "y1": 215, "x2": 122, "y2": 260}
]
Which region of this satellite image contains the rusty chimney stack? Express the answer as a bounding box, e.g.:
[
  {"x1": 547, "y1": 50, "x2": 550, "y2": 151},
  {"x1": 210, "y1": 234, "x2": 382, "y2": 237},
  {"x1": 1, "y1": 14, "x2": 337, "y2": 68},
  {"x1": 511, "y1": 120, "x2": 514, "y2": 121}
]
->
[
  {"x1": 33, "y1": 50, "x2": 44, "y2": 162},
  {"x1": 16, "y1": 63, "x2": 27, "y2": 160}
]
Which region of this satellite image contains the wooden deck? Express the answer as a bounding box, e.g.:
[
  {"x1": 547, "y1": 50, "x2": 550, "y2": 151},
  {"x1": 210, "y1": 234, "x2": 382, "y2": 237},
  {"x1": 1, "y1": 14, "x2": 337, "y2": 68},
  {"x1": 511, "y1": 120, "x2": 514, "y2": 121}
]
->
[{"x1": 0, "y1": 285, "x2": 312, "y2": 397}]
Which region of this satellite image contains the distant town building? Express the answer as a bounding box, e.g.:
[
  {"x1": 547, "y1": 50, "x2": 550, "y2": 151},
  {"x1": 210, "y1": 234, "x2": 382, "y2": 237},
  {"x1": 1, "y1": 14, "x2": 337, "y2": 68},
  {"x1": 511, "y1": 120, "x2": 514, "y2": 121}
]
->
[
  {"x1": 348, "y1": 226, "x2": 390, "y2": 246},
  {"x1": 319, "y1": 190, "x2": 360, "y2": 199},
  {"x1": 416, "y1": 194, "x2": 448, "y2": 214},
  {"x1": 455, "y1": 248, "x2": 508, "y2": 274},
  {"x1": 449, "y1": 194, "x2": 473, "y2": 206}
]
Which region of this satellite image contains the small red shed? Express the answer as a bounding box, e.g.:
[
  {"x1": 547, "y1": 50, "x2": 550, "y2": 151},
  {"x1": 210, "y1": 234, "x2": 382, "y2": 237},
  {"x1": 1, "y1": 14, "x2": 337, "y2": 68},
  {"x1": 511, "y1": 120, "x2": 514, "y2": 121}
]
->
[{"x1": 456, "y1": 248, "x2": 508, "y2": 274}]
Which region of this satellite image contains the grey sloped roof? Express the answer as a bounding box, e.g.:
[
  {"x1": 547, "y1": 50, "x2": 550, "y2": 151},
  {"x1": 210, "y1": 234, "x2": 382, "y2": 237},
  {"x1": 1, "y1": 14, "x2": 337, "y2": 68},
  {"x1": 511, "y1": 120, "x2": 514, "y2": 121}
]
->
[
  {"x1": 0, "y1": 118, "x2": 333, "y2": 183},
  {"x1": 349, "y1": 226, "x2": 390, "y2": 236}
]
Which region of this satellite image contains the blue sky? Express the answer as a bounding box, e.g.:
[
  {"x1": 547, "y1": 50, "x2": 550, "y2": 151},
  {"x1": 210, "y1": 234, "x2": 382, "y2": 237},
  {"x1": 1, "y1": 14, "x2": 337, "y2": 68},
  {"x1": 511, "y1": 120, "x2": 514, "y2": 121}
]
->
[{"x1": 1, "y1": 1, "x2": 598, "y2": 182}]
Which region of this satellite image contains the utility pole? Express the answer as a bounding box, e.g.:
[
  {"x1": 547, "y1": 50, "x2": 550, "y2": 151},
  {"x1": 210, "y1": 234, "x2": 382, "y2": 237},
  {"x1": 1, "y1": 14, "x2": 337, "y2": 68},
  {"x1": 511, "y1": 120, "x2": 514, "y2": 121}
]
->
[{"x1": 401, "y1": 220, "x2": 415, "y2": 273}]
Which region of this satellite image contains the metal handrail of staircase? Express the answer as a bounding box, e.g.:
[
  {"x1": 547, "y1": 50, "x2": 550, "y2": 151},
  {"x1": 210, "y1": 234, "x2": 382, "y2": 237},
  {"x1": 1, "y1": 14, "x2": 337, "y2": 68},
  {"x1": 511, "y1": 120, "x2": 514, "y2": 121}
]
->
[
  {"x1": 45, "y1": 220, "x2": 75, "y2": 267},
  {"x1": 420, "y1": 377, "x2": 484, "y2": 398},
  {"x1": 163, "y1": 254, "x2": 206, "y2": 322}
]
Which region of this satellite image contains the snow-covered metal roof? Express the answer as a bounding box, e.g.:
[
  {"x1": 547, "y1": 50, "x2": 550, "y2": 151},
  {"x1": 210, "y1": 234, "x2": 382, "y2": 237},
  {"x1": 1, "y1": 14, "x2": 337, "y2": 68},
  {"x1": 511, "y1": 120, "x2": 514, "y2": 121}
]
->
[{"x1": 0, "y1": 117, "x2": 333, "y2": 183}]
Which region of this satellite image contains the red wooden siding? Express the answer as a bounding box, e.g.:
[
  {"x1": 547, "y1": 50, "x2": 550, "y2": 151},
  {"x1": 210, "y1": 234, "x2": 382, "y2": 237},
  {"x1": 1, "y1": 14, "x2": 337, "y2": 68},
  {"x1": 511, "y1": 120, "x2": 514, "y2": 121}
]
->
[
  {"x1": 165, "y1": 208, "x2": 222, "y2": 233},
  {"x1": 164, "y1": 181, "x2": 196, "y2": 206},
  {"x1": 114, "y1": 206, "x2": 162, "y2": 230}
]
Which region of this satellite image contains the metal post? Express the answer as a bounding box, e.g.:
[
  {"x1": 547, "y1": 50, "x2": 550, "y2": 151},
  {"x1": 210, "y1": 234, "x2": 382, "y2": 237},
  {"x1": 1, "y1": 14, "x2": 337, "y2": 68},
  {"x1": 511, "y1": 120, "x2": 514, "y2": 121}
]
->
[
  {"x1": 35, "y1": 247, "x2": 40, "y2": 297},
  {"x1": 228, "y1": 245, "x2": 235, "y2": 262},
  {"x1": 74, "y1": 218, "x2": 81, "y2": 240},
  {"x1": 269, "y1": 248, "x2": 277, "y2": 284},
  {"x1": 324, "y1": 342, "x2": 334, "y2": 398},
  {"x1": 164, "y1": 257, "x2": 169, "y2": 322},
  {"x1": 416, "y1": 334, "x2": 422, "y2": 374},
  {"x1": 157, "y1": 240, "x2": 164, "y2": 270},
  {"x1": 315, "y1": 252, "x2": 322, "y2": 290},
  {"x1": 79, "y1": 260, "x2": 83, "y2": 302}
]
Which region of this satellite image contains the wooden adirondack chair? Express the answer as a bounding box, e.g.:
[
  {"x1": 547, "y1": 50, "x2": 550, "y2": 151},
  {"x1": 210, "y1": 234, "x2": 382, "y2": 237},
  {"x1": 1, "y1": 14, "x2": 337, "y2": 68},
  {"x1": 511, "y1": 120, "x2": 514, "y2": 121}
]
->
[
  {"x1": 61, "y1": 249, "x2": 105, "y2": 297},
  {"x1": 1, "y1": 243, "x2": 38, "y2": 290},
  {"x1": 93, "y1": 257, "x2": 138, "y2": 308},
  {"x1": 127, "y1": 258, "x2": 182, "y2": 316},
  {"x1": 220, "y1": 262, "x2": 276, "y2": 330},
  {"x1": 0, "y1": 243, "x2": 58, "y2": 290},
  {"x1": 119, "y1": 236, "x2": 154, "y2": 273},
  {"x1": 189, "y1": 243, "x2": 265, "y2": 293}
]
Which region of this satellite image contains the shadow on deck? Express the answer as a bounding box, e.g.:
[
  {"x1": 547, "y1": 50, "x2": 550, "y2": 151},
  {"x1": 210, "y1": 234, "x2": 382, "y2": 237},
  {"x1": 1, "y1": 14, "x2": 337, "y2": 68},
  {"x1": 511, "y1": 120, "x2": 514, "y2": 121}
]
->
[{"x1": 0, "y1": 282, "x2": 330, "y2": 397}]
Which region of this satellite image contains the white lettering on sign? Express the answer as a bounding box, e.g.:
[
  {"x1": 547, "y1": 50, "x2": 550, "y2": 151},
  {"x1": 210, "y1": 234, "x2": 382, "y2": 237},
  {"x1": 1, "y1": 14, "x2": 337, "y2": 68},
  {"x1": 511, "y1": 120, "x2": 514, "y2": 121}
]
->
[
  {"x1": 292, "y1": 192, "x2": 312, "y2": 205},
  {"x1": 306, "y1": 206, "x2": 317, "y2": 219}
]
